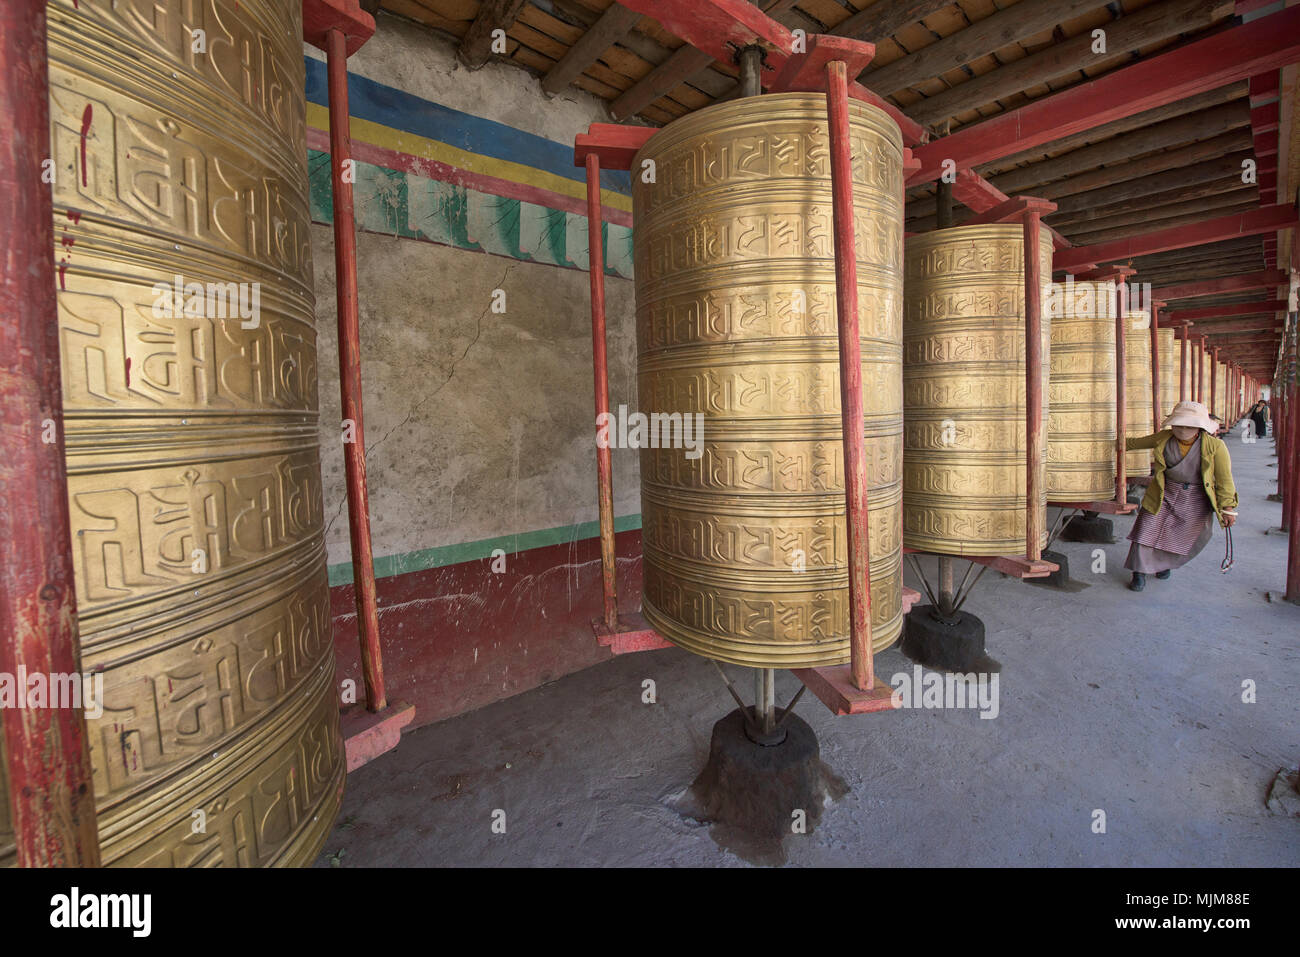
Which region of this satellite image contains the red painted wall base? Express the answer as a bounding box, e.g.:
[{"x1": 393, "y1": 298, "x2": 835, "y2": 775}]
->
[{"x1": 331, "y1": 529, "x2": 646, "y2": 732}]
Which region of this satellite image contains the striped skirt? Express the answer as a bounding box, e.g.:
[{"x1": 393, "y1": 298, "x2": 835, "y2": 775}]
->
[{"x1": 1124, "y1": 480, "x2": 1214, "y2": 573}]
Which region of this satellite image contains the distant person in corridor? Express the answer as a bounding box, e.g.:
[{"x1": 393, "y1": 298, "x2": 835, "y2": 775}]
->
[
  {"x1": 1247, "y1": 398, "x2": 1269, "y2": 439},
  {"x1": 1124, "y1": 401, "x2": 1238, "y2": 592}
]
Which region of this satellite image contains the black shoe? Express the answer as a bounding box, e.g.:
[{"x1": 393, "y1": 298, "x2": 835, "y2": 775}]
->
[
  {"x1": 1155, "y1": 570, "x2": 1171, "y2": 580},
  {"x1": 1128, "y1": 572, "x2": 1146, "y2": 592}
]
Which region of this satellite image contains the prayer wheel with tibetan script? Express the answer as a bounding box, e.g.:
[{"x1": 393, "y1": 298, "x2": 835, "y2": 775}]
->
[
  {"x1": 632, "y1": 93, "x2": 905, "y2": 668},
  {"x1": 902, "y1": 224, "x2": 1052, "y2": 555},
  {"x1": 1125, "y1": 311, "x2": 1155, "y2": 473},
  {"x1": 1158, "y1": 327, "x2": 1177, "y2": 424},
  {"x1": 1046, "y1": 280, "x2": 1117, "y2": 502},
  {"x1": 0, "y1": 0, "x2": 343, "y2": 868}
]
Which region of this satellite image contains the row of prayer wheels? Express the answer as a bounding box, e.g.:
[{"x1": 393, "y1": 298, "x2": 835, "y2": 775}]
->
[{"x1": 631, "y1": 94, "x2": 1172, "y2": 671}]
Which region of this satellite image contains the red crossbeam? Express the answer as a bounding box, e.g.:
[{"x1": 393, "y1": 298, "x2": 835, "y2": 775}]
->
[
  {"x1": 303, "y1": 0, "x2": 375, "y2": 55},
  {"x1": 1055, "y1": 205, "x2": 1299, "y2": 270},
  {"x1": 910, "y1": 5, "x2": 1300, "y2": 184}
]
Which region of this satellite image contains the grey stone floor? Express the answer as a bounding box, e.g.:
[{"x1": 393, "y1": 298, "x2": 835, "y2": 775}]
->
[{"x1": 316, "y1": 422, "x2": 1299, "y2": 867}]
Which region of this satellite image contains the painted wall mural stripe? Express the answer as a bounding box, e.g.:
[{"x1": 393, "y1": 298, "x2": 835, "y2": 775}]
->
[
  {"x1": 306, "y1": 147, "x2": 635, "y2": 276},
  {"x1": 304, "y1": 57, "x2": 632, "y2": 197},
  {"x1": 327, "y1": 514, "x2": 644, "y2": 587}
]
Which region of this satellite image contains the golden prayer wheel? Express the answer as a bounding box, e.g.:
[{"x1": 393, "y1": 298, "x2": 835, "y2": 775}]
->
[
  {"x1": 1125, "y1": 311, "x2": 1154, "y2": 473},
  {"x1": 1211, "y1": 361, "x2": 1222, "y2": 421},
  {"x1": 902, "y1": 224, "x2": 1052, "y2": 554},
  {"x1": 1046, "y1": 280, "x2": 1116, "y2": 502},
  {"x1": 633, "y1": 93, "x2": 904, "y2": 668},
  {"x1": 1158, "y1": 327, "x2": 1177, "y2": 422},
  {"x1": 1, "y1": 0, "x2": 343, "y2": 868}
]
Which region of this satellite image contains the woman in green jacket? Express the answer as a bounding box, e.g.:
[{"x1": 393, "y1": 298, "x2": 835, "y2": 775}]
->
[{"x1": 1123, "y1": 400, "x2": 1238, "y2": 592}]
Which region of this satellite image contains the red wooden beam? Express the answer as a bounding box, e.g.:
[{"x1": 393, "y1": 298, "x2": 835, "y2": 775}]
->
[
  {"x1": 1166, "y1": 298, "x2": 1289, "y2": 321},
  {"x1": 962, "y1": 195, "x2": 1057, "y2": 225},
  {"x1": 762, "y1": 34, "x2": 928, "y2": 145},
  {"x1": 910, "y1": 5, "x2": 1300, "y2": 184},
  {"x1": 1055, "y1": 205, "x2": 1299, "y2": 270},
  {"x1": 616, "y1": 0, "x2": 793, "y2": 74},
  {"x1": 1153, "y1": 269, "x2": 1288, "y2": 300},
  {"x1": 0, "y1": 0, "x2": 101, "y2": 867},
  {"x1": 574, "y1": 123, "x2": 657, "y2": 172},
  {"x1": 770, "y1": 34, "x2": 876, "y2": 91},
  {"x1": 303, "y1": 0, "x2": 375, "y2": 55}
]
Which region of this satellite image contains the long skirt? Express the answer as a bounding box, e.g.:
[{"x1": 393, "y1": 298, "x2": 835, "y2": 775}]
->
[{"x1": 1124, "y1": 480, "x2": 1214, "y2": 574}]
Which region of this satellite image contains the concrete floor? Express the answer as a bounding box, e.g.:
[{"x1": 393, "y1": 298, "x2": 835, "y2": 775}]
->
[{"x1": 316, "y1": 423, "x2": 1299, "y2": 867}]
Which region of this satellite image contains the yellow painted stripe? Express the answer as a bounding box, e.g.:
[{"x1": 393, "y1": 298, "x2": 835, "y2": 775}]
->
[{"x1": 305, "y1": 102, "x2": 633, "y2": 214}]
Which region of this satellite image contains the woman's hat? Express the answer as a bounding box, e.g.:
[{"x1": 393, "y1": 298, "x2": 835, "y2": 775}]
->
[{"x1": 1161, "y1": 400, "x2": 1217, "y2": 433}]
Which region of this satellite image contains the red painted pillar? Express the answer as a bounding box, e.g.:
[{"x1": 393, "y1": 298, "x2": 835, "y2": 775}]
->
[
  {"x1": 1210, "y1": 346, "x2": 1219, "y2": 420},
  {"x1": 826, "y1": 60, "x2": 874, "y2": 691},
  {"x1": 1151, "y1": 303, "x2": 1162, "y2": 426},
  {"x1": 0, "y1": 0, "x2": 101, "y2": 866},
  {"x1": 1115, "y1": 278, "x2": 1128, "y2": 506},
  {"x1": 585, "y1": 153, "x2": 619, "y2": 630},
  {"x1": 1025, "y1": 213, "x2": 1045, "y2": 555},
  {"x1": 1284, "y1": 375, "x2": 1297, "y2": 547},
  {"x1": 327, "y1": 28, "x2": 386, "y2": 712},
  {"x1": 1179, "y1": 325, "x2": 1189, "y2": 401}
]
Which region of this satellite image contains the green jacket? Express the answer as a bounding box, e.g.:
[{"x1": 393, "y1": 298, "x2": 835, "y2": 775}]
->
[{"x1": 1125, "y1": 430, "x2": 1238, "y2": 521}]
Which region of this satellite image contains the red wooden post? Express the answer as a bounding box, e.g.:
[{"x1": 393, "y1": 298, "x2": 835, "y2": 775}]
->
[
  {"x1": 0, "y1": 0, "x2": 101, "y2": 867},
  {"x1": 826, "y1": 60, "x2": 874, "y2": 691},
  {"x1": 327, "y1": 28, "x2": 386, "y2": 712},
  {"x1": 1180, "y1": 325, "x2": 1189, "y2": 400},
  {"x1": 1025, "y1": 212, "x2": 1046, "y2": 557},
  {"x1": 1194, "y1": 337, "x2": 1203, "y2": 402},
  {"x1": 1151, "y1": 302, "x2": 1162, "y2": 427},
  {"x1": 585, "y1": 153, "x2": 619, "y2": 629},
  {"x1": 1210, "y1": 346, "x2": 1219, "y2": 420},
  {"x1": 1115, "y1": 278, "x2": 1128, "y2": 505},
  {"x1": 1287, "y1": 374, "x2": 1300, "y2": 602}
]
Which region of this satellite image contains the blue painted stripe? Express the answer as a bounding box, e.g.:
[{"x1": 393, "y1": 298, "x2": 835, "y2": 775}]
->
[{"x1": 304, "y1": 57, "x2": 632, "y2": 196}]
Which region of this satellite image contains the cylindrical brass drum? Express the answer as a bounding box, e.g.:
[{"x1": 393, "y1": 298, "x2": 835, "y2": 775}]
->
[
  {"x1": 633, "y1": 94, "x2": 904, "y2": 668},
  {"x1": 4, "y1": 0, "x2": 342, "y2": 867},
  {"x1": 1046, "y1": 280, "x2": 1116, "y2": 502},
  {"x1": 903, "y1": 224, "x2": 1052, "y2": 554},
  {"x1": 1125, "y1": 311, "x2": 1154, "y2": 473},
  {"x1": 1158, "y1": 327, "x2": 1177, "y2": 423},
  {"x1": 1201, "y1": 351, "x2": 1212, "y2": 406},
  {"x1": 1215, "y1": 361, "x2": 1228, "y2": 421}
]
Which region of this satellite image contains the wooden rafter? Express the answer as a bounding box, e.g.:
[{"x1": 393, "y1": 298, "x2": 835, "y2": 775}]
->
[{"x1": 459, "y1": 0, "x2": 529, "y2": 69}]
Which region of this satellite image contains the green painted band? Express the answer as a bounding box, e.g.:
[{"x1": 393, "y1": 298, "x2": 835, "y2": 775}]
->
[{"x1": 327, "y1": 513, "x2": 643, "y2": 587}]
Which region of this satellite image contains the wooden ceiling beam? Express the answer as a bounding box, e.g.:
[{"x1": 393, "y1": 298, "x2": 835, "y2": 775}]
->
[
  {"x1": 1153, "y1": 269, "x2": 1289, "y2": 299},
  {"x1": 1050, "y1": 152, "x2": 1253, "y2": 216},
  {"x1": 989, "y1": 102, "x2": 1250, "y2": 196},
  {"x1": 861, "y1": 0, "x2": 1106, "y2": 97},
  {"x1": 1051, "y1": 185, "x2": 1255, "y2": 233},
  {"x1": 458, "y1": 0, "x2": 529, "y2": 69},
  {"x1": 907, "y1": 0, "x2": 1233, "y2": 128},
  {"x1": 1056, "y1": 204, "x2": 1297, "y2": 270},
  {"x1": 1166, "y1": 298, "x2": 1289, "y2": 320},
  {"x1": 909, "y1": 6, "x2": 1300, "y2": 184},
  {"x1": 975, "y1": 82, "x2": 1246, "y2": 178},
  {"x1": 541, "y1": 2, "x2": 643, "y2": 94},
  {"x1": 1034, "y1": 129, "x2": 1253, "y2": 200},
  {"x1": 1064, "y1": 202, "x2": 1258, "y2": 246}
]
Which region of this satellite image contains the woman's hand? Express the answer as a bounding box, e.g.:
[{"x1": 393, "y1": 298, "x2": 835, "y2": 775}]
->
[{"x1": 1221, "y1": 512, "x2": 1237, "y2": 528}]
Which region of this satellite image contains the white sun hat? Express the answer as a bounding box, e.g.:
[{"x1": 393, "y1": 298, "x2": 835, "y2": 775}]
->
[{"x1": 1160, "y1": 400, "x2": 1217, "y2": 433}]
